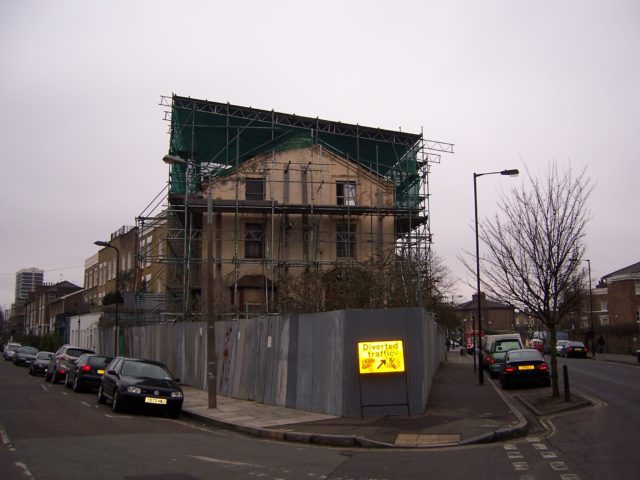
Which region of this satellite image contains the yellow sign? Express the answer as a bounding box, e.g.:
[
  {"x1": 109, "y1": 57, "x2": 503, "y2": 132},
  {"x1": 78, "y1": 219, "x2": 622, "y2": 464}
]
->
[{"x1": 357, "y1": 340, "x2": 405, "y2": 374}]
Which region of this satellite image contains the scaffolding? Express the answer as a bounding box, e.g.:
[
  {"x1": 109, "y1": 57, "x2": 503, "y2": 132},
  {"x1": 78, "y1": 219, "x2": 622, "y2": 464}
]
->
[{"x1": 148, "y1": 94, "x2": 453, "y2": 319}]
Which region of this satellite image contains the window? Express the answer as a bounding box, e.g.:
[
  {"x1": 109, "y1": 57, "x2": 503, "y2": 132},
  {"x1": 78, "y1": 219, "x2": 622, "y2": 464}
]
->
[
  {"x1": 336, "y1": 223, "x2": 356, "y2": 258},
  {"x1": 635, "y1": 280, "x2": 640, "y2": 295},
  {"x1": 599, "y1": 316, "x2": 609, "y2": 327},
  {"x1": 336, "y1": 181, "x2": 356, "y2": 206},
  {"x1": 600, "y1": 299, "x2": 608, "y2": 312},
  {"x1": 246, "y1": 178, "x2": 265, "y2": 200},
  {"x1": 245, "y1": 223, "x2": 265, "y2": 258}
]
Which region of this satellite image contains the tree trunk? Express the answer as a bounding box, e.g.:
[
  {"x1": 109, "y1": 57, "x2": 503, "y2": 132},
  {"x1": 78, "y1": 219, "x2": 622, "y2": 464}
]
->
[{"x1": 549, "y1": 326, "x2": 559, "y2": 397}]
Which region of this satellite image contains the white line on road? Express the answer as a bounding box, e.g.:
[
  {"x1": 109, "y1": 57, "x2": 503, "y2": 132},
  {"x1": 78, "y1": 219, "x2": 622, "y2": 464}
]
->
[
  {"x1": 0, "y1": 424, "x2": 16, "y2": 451},
  {"x1": 15, "y1": 462, "x2": 34, "y2": 478},
  {"x1": 81, "y1": 402, "x2": 91, "y2": 407},
  {"x1": 41, "y1": 384, "x2": 48, "y2": 392},
  {"x1": 190, "y1": 455, "x2": 263, "y2": 469}
]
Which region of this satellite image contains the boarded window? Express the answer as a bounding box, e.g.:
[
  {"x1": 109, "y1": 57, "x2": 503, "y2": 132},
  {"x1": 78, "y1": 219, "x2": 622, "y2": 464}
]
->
[
  {"x1": 336, "y1": 223, "x2": 356, "y2": 258},
  {"x1": 245, "y1": 223, "x2": 265, "y2": 258},
  {"x1": 246, "y1": 178, "x2": 265, "y2": 200},
  {"x1": 336, "y1": 181, "x2": 356, "y2": 206}
]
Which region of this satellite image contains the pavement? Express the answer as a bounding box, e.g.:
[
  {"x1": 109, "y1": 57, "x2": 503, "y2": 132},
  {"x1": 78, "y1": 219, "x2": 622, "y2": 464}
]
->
[{"x1": 180, "y1": 349, "x2": 639, "y2": 449}]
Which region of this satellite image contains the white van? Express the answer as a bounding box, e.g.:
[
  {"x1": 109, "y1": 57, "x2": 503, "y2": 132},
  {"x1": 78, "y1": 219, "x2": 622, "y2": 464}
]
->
[{"x1": 482, "y1": 334, "x2": 524, "y2": 378}]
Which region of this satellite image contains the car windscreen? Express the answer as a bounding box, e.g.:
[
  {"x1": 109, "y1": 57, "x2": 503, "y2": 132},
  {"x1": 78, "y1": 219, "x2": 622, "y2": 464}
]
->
[
  {"x1": 121, "y1": 361, "x2": 173, "y2": 380},
  {"x1": 87, "y1": 356, "x2": 111, "y2": 367},
  {"x1": 506, "y1": 351, "x2": 542, "y2": 362},
  {"x1": 67, "y1": 348, "x2": 94, "y2": 357},
  {"x1": 21, "y1": 347, "x2": 38, "y2": 354},
  {"x1": 493, "y1": 340, "x2": 521, "y2": 352},
  {"x1": 36, "y1": 352, "x2": 53, "y2": 359}
]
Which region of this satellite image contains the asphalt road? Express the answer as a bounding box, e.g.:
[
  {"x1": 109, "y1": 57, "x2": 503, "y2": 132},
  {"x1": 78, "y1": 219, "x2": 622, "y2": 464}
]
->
[
  {"x1": 0, "y1": 354, "x2": 637, "y2": 480},
  {"x1": 543, "y1": 356, "x2": 640, "y2": 480}
]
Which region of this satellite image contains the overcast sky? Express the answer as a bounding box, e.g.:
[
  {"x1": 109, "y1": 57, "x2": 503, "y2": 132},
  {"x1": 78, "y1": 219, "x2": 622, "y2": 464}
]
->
[{"x1": 1, "y1": 0, "x2": 638, "y2": 310}]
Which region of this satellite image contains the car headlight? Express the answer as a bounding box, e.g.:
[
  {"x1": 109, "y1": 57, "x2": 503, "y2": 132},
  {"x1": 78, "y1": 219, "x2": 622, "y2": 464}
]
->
[
  {"x1": 171, "y1": 391, "x2": 183, "y2": 398},
  {"x1": 126, "y1": 386, "x2": 142, "y2": 394}
]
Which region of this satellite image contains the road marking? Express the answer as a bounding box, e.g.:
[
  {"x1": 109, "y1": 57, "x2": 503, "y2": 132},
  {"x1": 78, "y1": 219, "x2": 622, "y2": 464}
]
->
[
  {"x1": 513, "y1": 462, "x2": 529, "y2": 471},
  {"x1": 15, "y1": 462, "x2": 33, "y2": 478},
  {"x1": 541, "y1": 451, "x2": 558, "y2": 459},
  {"x1": 503, "y1": 444, "x2": 518, "y2": 450},
  {"x1": 531, "y1": 443, "x2": 547, "y2": 450},
  {"x1": 41, "y1": 384, "x2": 48, "y2": 392},
  {"x1": 0, "y1": 424, "x2": 16, "y2": 451},
  {"x1": 81, "y1": 402, "x2": 92, "y2": 407},
  {"x1": 190, "y1": 455, "x2": 263, "y2": 468},
  {"x1": 560, "y1": 475, "x2": 581, "y2": 480},
  {"x1": 104, "y1": 414, "x2": 133, "y2": 419},
  {"x1": 507, "y1": 451, "x2": 524, "y2": 459},
  {"x1": 62, "y1": 392, "x2": 68, "y2": 396},
  {"x1": 550, "y1": 461, "x2": 569, "y2": 471}
]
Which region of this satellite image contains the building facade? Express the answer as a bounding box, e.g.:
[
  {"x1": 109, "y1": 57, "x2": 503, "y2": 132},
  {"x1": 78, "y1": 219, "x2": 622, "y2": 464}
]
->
[{"x1": 15, "y1": 268, "x2": 44, "y2": 303}]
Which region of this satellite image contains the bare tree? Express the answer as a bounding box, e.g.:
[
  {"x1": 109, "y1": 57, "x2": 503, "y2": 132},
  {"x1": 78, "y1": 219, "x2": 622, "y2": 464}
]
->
[{"x1": 478, "y1": 163, "x2": 592, "y2": 397}]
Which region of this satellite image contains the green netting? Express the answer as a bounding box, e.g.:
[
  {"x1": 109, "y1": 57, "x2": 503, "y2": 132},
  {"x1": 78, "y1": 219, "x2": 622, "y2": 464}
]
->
[{"x1": 168, "y1": 96, "x2": 422, "y2": 201}]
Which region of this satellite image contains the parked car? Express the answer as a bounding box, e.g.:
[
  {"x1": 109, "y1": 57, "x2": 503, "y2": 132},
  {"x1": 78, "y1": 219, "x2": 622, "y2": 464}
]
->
[
  {"x1": 529, "y1": 339, "x2": 544, "y2": 353},
  {"x1": 13, "y1": 346, "x2": 39, "y2": 366},
  {"x1": 3, "y1": 342, "x2": 22, "y2": 361},
  {"x1": 29, "y1": 351, "x2": 54, "y2": 376},
  {"x1": 98, "y1": 357, "x2": 183, "y2": 418},
  {"x1": 64, "y1": 354, "x2": 112, "y2": 392},
  {"x1": 499, "y1": 349, "x2": 551, "y2": 389},
  {"x1": 561, "y1": 341, "x2": 588, "y2": 358},
  {"x1": 555, "y1": 340, "x2": 571, "y2": 355},
  {"x1": 46, "y1": 345, "x2": 95, "y2": 383},
  {"x1": 482, "y1": 334, "x2": 524, "y2": 378}
]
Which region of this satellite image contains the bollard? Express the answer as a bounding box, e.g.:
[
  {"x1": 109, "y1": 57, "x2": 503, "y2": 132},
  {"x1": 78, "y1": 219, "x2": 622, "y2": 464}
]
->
[
  {"x1": 460, "y1": 347, "x2": 465, "y2": 356},
  {"x1": 563, "y1": 364, "x2": 571, "y2": 402},
  {"x1": 637, "y1": 350, "x2": 640, "y2": 364}
]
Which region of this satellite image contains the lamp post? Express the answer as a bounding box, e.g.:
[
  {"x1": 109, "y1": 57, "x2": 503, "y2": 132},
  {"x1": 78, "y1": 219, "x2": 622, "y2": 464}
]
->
[
  {"x1": 474, "y1": 168, "x2": 519, "y2": 385},
  {"x1": 585, "y1": 258, "x2": 596, "y2": 358},
  {"x1": 163, "y1": 154, "x2": 191, "y2": 321},
  {"x1": 163, "y1": 154, "x2": 217, "y2": 408},
  {"x1": 94, "y1": 240, "x2": 120, "y2": 357}
]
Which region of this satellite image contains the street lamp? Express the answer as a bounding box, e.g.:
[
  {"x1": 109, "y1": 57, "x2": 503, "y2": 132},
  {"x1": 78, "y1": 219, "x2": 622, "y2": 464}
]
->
[
  {"x1": 474, "y1": 168, "x2": 519, "y2": 385},
  {"x1": 163, "y1": 153, "x2": 218, "y2": 408},
  {"x1": 94, "y1": 240, "x2": 120, "y2": 357},
  {"x1": 585, "y1": 258, "x2": 596, "y2": 358}
]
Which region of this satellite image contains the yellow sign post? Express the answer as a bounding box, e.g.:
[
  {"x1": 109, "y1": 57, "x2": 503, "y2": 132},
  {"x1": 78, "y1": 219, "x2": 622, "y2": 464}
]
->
[{"x1": 357, "y1": 340, "x2": 405, "y2": 374}]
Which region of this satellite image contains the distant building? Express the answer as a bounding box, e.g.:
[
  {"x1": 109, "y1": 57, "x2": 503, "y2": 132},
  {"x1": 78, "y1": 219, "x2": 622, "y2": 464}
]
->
[
  {"x1": 15, "y1": 268, "x2": 44, "y2": 302},
  {"x1": 456, "y1": 292, "x2": 516, "y2": 335}
]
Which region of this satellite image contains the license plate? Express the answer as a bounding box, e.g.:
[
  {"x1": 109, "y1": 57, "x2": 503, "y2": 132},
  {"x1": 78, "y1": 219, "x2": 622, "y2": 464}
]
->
[
  {"x1": 518, "y1": 365, "x2": 535, "y2": 370},
  {"x1": 574, "y1": 348, "x2": 583, "y2": 351},
  {"x1": 145, "y1": 397, "x2": 167, "y2": 405},
  {"x1": 97, "y1": 369, "x2": 104, "y2": 375}
]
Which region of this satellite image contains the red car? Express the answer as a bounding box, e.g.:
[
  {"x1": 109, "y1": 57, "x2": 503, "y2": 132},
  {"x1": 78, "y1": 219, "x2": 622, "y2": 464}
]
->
[{"x1": 530, "y1": 339, "x2": 544, "y2": 352}]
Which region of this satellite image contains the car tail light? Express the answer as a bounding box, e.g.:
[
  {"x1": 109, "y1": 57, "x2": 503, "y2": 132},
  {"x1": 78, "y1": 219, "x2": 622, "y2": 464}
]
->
[
  {"x1": 485, "y1": 355, "x2": 494, "y2": 364},
  {"x1": 80, "y1": 365, "x2": 92, "y2": 373},
  {"x1": 58, "y1": 369, "x2": 66, "y2": 375},
  {"x1": 536, "y1": 363, "x2": 549, "y2": 371},
  {"x1": 584, "y1": 347, "x2": 589, "y2": 352},
  {"x1": 505, "y1": 365, "x2": 515, "y2": 373}
]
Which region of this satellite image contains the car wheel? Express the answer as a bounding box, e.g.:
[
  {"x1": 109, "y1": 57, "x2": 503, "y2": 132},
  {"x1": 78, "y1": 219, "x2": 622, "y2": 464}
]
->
[
  {"x1": 73, "y1": 376, "x2": 82, "y2": 393},
  {"x1": 112, "y1": 391, "x2": 123, "y2": 413},
  {"x1": 97, "y1": 386, "x2": 107, "y2": 404},
  {"x1": 64, "y1": 374, "x2": 71, "y2": 389}
]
